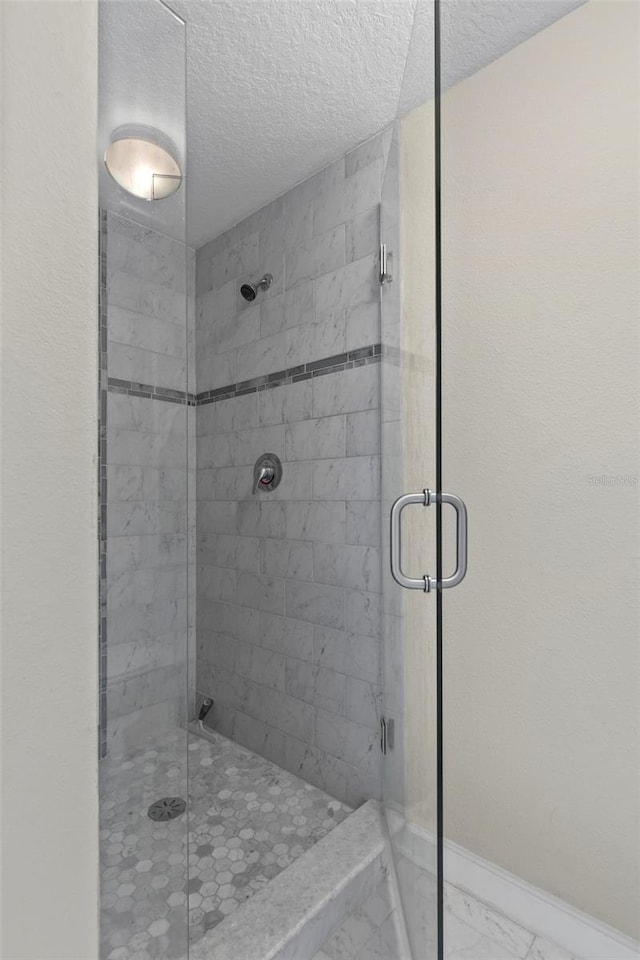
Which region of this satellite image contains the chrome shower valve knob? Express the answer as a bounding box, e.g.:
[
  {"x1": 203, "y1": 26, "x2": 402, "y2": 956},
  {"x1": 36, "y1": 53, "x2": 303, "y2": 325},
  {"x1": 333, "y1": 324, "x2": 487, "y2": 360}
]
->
[{"x1": 253, "y1": 453, "x2": 282, "y2": 494}]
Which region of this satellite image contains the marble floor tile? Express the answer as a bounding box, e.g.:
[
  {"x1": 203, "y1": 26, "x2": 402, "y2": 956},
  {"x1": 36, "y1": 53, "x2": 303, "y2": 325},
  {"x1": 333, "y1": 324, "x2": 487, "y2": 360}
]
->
[
  {"x1": 100, "y1": 727, "x2": 350, "y2": 960},
  {"x1": 445, "y1": 913, "x2": 523, "y2": 960},
  {"x1": 445, "y1": 884, "x2": 535, "y2": 958},
  {"x1": 525, "y1": 937, "x2": 579, "y2": 960},
  {"x1": 101, "y1": 728, "x2": 583, "y2": 960}
]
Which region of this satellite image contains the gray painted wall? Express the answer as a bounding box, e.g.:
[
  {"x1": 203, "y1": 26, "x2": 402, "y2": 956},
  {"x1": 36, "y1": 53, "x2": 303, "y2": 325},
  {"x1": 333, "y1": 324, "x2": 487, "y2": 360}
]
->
[{"x1": 195, "y1": 130, "x2": 390, "y2": 806}]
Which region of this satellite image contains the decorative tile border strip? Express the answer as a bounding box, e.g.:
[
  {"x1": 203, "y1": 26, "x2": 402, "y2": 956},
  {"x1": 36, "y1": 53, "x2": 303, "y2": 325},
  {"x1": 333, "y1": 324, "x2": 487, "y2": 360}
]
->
[
  {"x1": 105, "y1": 344, "x2": 383, "y2": 409},
  {"x1": 196, "y1": 343, "x2": 382, "y2": 406},
  {"x1": 107, "y1": 377, "x2": 197, "y2": 406}
]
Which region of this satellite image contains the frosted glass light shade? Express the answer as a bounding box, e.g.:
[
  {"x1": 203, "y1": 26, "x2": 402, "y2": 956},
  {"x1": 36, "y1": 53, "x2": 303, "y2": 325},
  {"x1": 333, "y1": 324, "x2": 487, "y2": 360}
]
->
[{"x1": 105, "y1": 126, "x2": 182, "y2": 201}]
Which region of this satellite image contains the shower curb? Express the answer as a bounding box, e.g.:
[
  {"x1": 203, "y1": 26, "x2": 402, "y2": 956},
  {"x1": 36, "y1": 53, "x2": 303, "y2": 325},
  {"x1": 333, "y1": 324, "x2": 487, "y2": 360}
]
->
[{"x1": 191, "y1": 799, "x2": 389, "y2": 960}]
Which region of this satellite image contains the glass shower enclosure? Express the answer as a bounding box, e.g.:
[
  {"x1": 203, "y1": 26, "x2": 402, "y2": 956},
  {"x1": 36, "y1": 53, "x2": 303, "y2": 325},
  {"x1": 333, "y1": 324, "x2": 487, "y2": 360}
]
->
[
  {"x1": 97, "y1": 1, "x2": 639, "y2": 957},
  {"x1": 98, "y1": 3, "x2": 191, "y2": 958}
]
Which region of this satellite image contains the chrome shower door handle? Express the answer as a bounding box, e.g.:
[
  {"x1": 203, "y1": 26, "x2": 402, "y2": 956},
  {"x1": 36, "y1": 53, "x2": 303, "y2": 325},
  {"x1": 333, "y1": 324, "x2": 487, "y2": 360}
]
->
[
  {"x1": 389, "y1": 489, "x2": 468, "y2": 592},
  {"x1": 390, "y1": 491, "x2": 431, "y2": 590},
  {"x1": 438, "y1": 492, "x2": 468, "y2": 590}
]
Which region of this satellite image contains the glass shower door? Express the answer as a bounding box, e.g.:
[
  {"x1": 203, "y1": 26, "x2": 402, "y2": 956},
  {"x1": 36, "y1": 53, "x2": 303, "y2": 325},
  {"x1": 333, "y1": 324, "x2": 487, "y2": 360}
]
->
[
  {"x1": 438, "y1": 0, "x2": 639, "y2": 953},
  {"x1": 98, "y1": 3, "x2": 191, "y2": 958},
  {"x1": 380, "y1": 3, "x2": 441, "y2": 956}
]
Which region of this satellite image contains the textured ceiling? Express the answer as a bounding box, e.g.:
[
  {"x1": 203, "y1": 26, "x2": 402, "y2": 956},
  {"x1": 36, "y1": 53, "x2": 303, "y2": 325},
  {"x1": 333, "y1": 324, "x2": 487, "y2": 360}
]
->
[{"x1": 99, "y1": 0, "x2": 584, "y2": 248}]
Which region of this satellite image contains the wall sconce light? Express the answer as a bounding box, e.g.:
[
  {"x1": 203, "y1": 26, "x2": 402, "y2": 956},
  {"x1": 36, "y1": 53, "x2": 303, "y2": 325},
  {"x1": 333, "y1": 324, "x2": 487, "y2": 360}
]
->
[{"x1": 104, "y1": 124, "x2": 182, "y2": 201}]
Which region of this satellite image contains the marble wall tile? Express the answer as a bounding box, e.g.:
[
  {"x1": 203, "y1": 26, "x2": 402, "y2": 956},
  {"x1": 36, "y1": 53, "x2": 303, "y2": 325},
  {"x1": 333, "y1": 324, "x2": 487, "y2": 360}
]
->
[
  {"x1": 106, "y1": 663, "x2": 183, "y2": 720},
  {"x1": 212, "y1": 231, "x2": 260, "y2": 289},
  {"x1": 194, "y1": 140, "x2": 386, "y2": 803},
  {"x1": 107, "y1": 232, "x2": 189, "y2": 294},
  {"x1": 236, "y1": 330, "x2": 286, "y2": 382},
  {"x1": 107, "y1": 429, "x2": 187, "y2": 468},
  {"x1": 107, "y1": 270, "x2": 186, "y2": 326},
  {"x1": 205, "y1": 533, "x2": 260, "y2": 573},
  {"x1": 237, "y1": 500, "x2": 286, "y2": 539},
  {"x1": 143, "y1": 467, "x2": 188, "y2": 502},
  {"x1": 108, "y1": 392, "x2": 186, "y2": 435},
  {"x1": 213, "y1": 298, "x2": 260, "y2": 355},
  {"x1": 346, "y1": 302, "x2": 380, "y2": 352},
  {"x1": 107, "y1": 532, "x2": 188, "y2": 578},
  {"x1": 197, "y1": 598, "x2": 237, "y2": 638},
  {"x1": 260, "y1": 686, "x2": 315, "y2": 742},
  {"x1": 285, "y1": 225, "x2": 345, "y2": 289},
  {"x1": 216, "y1": 393, "x2": 259, "y2": 433},
  {"x1": 260, "y1": 613, "x2": 314, "y2": 661},
  {"x1": 312, "y1": 364, "x2": 380, "y2": 418},
  {"x1": 345, "y1": 501, "x2": 381, "y2": 547},
  {"x1": 283, "y1": 737, "x2": 351, "y2": 801},
  {"x1": 107, "y1": 566, "x2": 187, "y2": 609},
  {"x1": 197, "y1": 347, "x2": 237, "y2": 393},
  {"x1": 312, "y1": 456, "x2": 380, "y2": 502},
  {"x1": 315, "y1": 709, "x2": 380, "y2": 778},
  {"x1": 247, "y1": 645, "x2": 286, "y2": 692},
  {"x1": 314, "y1": 254, "x2": 378, "y2": 318},
  {"x1": 108, "y1": 305, "x2": 186, "y2": 358},
  {"x1": 258, "y1": 379, "x2": 314, "y2": 427},
  {"x1": 237, "y1": 606, "x2": 261, "y2": 645},
  {"x1": 285, "y1": 500, "x2": 346, "y2": 544},
  {"x1": 313, "y1": 542, "x2": 381, "y2": 593},
  {"x1": 231, "y1": 709, "x2": 289, "y2": 766},
  {"x1": 107, "y1": 500, "x2": 186, "y2": 538},
  {"x1": 313, "y1": 162, "x2": 383, "y2": 236},
  {"x1": 196, "y1": 401, "x2": 217, "y2": 436},
  {"x1": 196, "y1": 501, "x2": 238, "y2": 536},
  {"x1": 345, "y1": 130, "x2": 389, "y2": 178},
  {"x1": 260, "y1": 191, "x2": 313, "y2": 256},
  {"x1": 108, "y1": 341, "x2": 186, "y2": 391},
  {"x1": 261, "y1": 538, "x2": 314, "y2": 581},
  {"x1": 197, "y1": 432, "x2": 236, "y2": 468},
  {"x1": 197, "y1": 564, "x2": 237, "y2": 604},
  {"x1": 236, "y1": 424, "x2": 286, "y2": 465},
  {"x1": 283, "y1": 281, "x2": 315, "y2": 328},
  {"x1": 346, "y1": 410, "x2": 381, "y2": 457},
  {"x1": 107, "y1": 464, "x2": 145, "y2": 502},
  {"x1": 107, "y1": 633, "x2": 178, "y2": 681},
  {"x1": 346, "y1": 591, "x2": 382, "y2": 640},
  {"x1": 346, "y1": 206, "x2": 380, "y2": 265},
  {"x1": 313, "y1": 626, "x2": 380, "y2": 684},
  {"x1": 261, "y1": 293, "x2": 287, "y2": 337},
  {"x1": 106, "y1": 698, "x2": 179, "y2": 756},
  {"x1": 237, "y1": 571, "x2": 285, "y2": 615},
  {"x1": 198, "y1": 282, "x2": 236, "y2": 336},
  {"x1": 344, "y1": 677, "x2": 382, "y2": 730},
  {"x1": 285, "y1": 580, "x2": 346, "y2": 630},
  {"x1": 285, "y1": 416, "x2": 346, "y2": 462},
  {"x1": 285, "y1": 661, "x2": 347, "y2": 716},
  {"x1": 108, "y1": 597, "x2": 187, "y2": 649},
  {"x1": 285, "y1": 311, "x2": 346, "y2": 367},
  {"x1": 266, "y1": 461, "x2": 315, "y2": 502}
]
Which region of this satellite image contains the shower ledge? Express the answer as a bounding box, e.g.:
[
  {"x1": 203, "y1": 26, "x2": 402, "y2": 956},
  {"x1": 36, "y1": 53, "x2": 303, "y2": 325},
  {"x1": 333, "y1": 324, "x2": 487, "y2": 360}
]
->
[{"x1": 190, "y1": 798, "x2": 391, "y2": 960}]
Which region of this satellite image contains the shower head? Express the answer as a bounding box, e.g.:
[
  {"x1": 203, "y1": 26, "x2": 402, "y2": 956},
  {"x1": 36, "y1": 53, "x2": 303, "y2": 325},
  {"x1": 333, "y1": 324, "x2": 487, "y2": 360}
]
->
[{"x1": 240, "y1": 273, "x2": 273, "y2": 302}]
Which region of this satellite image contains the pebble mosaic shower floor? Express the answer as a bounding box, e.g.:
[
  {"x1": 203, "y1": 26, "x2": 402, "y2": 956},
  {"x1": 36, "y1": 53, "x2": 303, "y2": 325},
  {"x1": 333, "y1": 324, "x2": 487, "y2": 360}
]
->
[{"x1": 100, "y1": 727, "x2": 352, "y2": 960}]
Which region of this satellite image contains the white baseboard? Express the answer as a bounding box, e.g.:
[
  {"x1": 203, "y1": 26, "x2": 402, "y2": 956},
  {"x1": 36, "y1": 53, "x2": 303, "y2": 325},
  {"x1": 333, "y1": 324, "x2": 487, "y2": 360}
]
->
[{"x1": 388, "y1": 814, "x2": 639, "y2": 960}]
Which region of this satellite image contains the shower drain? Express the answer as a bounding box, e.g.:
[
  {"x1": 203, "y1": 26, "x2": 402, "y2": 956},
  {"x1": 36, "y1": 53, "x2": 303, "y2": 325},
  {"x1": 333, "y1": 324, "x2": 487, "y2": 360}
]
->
[{"x1": 147, "y1": 797, "x2": 187, "y2": 821}]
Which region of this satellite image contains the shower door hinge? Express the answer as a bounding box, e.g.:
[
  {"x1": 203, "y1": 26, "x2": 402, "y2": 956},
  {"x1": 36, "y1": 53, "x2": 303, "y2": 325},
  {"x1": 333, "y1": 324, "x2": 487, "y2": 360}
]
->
[
  {"x1": 379, "y1": 244, "x2": 393, "y2": 284},
  {"x1": 380, "y1": 717, "x2": 394, "y2": 755}
]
